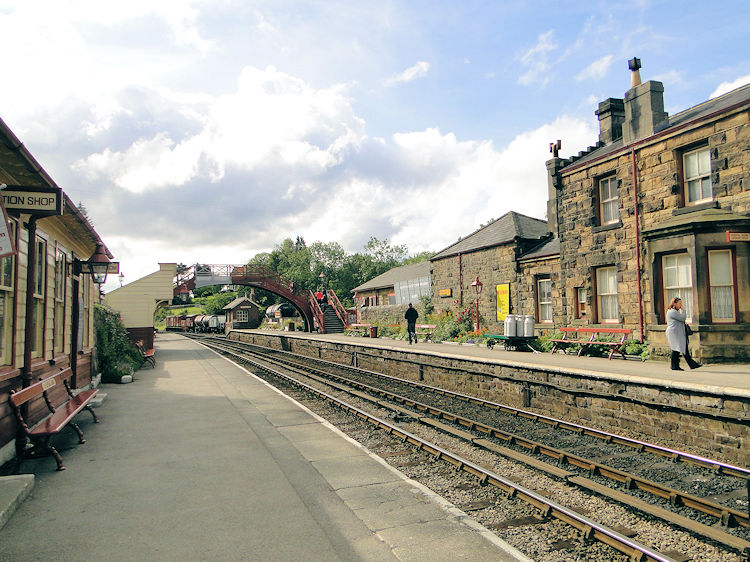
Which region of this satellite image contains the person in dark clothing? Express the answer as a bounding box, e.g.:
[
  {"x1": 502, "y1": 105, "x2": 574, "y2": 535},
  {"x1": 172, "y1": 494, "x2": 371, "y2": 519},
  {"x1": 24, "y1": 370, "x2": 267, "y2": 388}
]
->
[
  {"x1": 320, "y1": 289, "x2": 328, "y2": 310},
  {"x1": 405, "y1": 303, "x2": 419, "y2": 344}
]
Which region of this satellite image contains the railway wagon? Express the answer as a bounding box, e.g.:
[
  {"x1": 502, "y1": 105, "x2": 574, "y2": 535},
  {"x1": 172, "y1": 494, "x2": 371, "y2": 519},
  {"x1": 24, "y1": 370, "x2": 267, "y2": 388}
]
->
[{"x1": 166, "y1": 314, "x2": 187, "y2": 331}]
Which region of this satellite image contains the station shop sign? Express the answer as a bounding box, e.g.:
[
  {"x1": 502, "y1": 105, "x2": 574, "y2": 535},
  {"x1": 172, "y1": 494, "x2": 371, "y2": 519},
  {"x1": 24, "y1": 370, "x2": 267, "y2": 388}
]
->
[{"x1": 1, "y1": 185, "x2": 62, "y2": 215}]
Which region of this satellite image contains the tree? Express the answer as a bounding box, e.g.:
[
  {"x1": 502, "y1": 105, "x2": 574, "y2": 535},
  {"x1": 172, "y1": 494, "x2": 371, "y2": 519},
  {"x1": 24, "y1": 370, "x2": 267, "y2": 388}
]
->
[
  {"x1": 204, "y1": 291, "x2": 238, "y2": 314},
  {"x1": 77, "y1": 201, "x2": 93, "y2": 225},
  {"x1": 268, "y1": 237, "x2": 316, "y2": 290},
  {"x1": 364, "y1": 237, "x2": 408, "y2": 265},
  {"x1": 401, "y1": 251, "x2": 434, "y2": 265}
]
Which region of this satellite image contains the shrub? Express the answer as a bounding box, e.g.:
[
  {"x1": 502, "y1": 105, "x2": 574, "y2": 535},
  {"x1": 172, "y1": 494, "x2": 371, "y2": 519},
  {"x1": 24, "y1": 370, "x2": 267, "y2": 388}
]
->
[
  {"x1": 419, "y1": 294, "x2": 434, "y2": 316},
  {"x1": 94, "y1": 305, "x2": 144, "y2": 383}
]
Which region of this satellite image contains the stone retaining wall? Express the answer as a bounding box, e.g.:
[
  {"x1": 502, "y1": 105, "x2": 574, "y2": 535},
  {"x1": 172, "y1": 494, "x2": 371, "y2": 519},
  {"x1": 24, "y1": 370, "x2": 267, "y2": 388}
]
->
[{"x1": 228, "y1": 331, "x2": 750, "y2": 466}]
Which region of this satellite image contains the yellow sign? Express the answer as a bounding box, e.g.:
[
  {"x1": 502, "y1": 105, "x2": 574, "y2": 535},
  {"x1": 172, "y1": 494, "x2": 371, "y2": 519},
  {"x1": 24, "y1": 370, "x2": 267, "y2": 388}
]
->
[
  {"x1": 496, "y1": 284, "x2": 510, "y2": 322},
  {"x1": 438, "y1": 288, "x2": 452, "y2": 298}
]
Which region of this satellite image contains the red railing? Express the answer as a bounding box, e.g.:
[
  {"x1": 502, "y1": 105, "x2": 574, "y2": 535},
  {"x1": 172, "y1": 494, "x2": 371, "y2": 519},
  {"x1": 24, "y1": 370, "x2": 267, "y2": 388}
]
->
[
  {"x1": 308, "y1": 291, "x2": 325, "y2": 333},
  {"x1": 327, "y1": 289, "x2": 349, "y2": 328}
]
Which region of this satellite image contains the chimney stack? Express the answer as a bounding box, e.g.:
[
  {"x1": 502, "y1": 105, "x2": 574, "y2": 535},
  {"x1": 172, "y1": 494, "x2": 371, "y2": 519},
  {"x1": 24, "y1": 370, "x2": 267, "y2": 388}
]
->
[
  {"x1": 595, "y1": 98, "x2": 625, "y2": 145},
  {"x1": 622, "y1": 58, "x2": 669, "y2": 144}
]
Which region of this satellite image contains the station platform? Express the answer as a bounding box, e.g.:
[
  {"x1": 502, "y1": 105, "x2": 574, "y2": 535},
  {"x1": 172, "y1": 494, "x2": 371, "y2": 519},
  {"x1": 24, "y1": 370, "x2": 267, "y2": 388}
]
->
[
  {"x1": 0, "y1": 333, "x2": 527, "y2": 561},
  {"x1": 241, "y1": 330, "x2": 750, "y2": 398}
]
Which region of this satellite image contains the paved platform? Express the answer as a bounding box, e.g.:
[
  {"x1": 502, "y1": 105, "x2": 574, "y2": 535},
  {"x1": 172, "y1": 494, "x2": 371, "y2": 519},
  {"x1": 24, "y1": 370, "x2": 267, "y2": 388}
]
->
[
  {"x1": 238, "y1": 330, "x2": 750, "y2": 398},
  {"x1": 0, "y1": 333, "x2": 527, "y2": 561}
]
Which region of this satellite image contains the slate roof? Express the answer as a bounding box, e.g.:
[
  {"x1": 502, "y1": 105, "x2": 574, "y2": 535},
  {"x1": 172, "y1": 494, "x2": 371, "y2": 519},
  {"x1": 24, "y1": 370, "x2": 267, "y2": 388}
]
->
[
  {"x1": 561, "y1": 82, "x2": 750, "y2": 171},
  {"x1": 430, "y1": 211, "x2": 549, "y2": 261},
  {"x1": 222, "y1": 296, "x2": 260, "y2": 311},
  {"x1": 518, "y1": 236, "x2": 560, "y2": 261},
  {"x1": 0, "y1": 116, "x2": 112, "y2": 257},
  {"x1": 351, "y1": 261, "x2": 431, "y2": 293}
]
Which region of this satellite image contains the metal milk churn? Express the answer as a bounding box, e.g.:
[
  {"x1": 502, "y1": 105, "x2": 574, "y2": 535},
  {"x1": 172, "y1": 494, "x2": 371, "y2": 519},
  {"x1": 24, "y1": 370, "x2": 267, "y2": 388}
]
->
[
  {"x1": 504, "y1": 314, "x2": 516, "y2": 337},
  {"x1": 523, "y1": 315, "x2": 535, "y2": 337}
]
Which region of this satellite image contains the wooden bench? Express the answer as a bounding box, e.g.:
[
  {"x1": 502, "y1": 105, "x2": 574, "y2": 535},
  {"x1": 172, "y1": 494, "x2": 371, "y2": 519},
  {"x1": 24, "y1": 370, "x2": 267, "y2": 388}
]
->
[
  {"x1": 348, "y1": 323, "x2": 372, "y2": 337},
  {"x1": 136, "y1": 341, "x2": 156, "y2": 368},
  {"x1": 550, "y1": 327, "x2": 631, "y2": 360},
  {"x1": 9, "y1": 368, "x2": 101, "y2": 471},
  {"x1": 414, "y1": 324, "x2": 436, "y2": 341},
  {"x1": 485, "y1": 334, "x2": 538, "y2": 352}
]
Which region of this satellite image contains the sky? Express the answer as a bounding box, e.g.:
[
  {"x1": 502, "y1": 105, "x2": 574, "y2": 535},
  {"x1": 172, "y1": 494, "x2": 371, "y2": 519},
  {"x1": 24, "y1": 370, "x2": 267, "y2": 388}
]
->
[{"x1": 1, "y1": 0, "x2": 749, "y2": 292}]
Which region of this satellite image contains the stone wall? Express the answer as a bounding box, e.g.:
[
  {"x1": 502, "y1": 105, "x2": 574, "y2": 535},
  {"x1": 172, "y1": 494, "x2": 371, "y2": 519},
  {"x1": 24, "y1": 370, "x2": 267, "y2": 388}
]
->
[
  {"x1": 227, "y1": 331, "x2": 750, "y2": 466},
  {"x1": 517, "y1": 256, "x2": 562, "y2": 334},
  {"x1": 357, "y1": 302, "x2": 426, "y2": 326},
  {"x1": 431, "y1": 245, "x2": 527, "y2": 332}
]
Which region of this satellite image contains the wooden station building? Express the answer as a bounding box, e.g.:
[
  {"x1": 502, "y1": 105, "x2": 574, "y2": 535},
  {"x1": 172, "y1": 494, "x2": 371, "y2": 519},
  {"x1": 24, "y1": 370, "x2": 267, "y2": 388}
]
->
[{"x1": 0, "y1": 117, "x2": 114, "y2": 466}]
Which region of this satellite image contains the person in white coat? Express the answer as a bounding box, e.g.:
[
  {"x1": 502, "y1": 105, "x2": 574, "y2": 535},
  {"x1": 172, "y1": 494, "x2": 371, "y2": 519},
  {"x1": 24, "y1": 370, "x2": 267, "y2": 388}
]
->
[{"x1": 665, "y1": 297, "x2": 701, "y2": 371}]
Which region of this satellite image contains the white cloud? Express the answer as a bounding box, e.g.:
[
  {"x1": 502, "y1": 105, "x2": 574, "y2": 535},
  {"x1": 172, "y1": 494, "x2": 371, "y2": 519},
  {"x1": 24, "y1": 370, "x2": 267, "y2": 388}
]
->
[
  {"x1": 385, "y1": 61, "x2": 430, "y2": 86},
  {"x1": 74, "y1": 66, "x2": 365, "y2": 193},
  {"x1": 576, "y1": 54, "x2": 614, "y2": 81},
  {"x1": 67, "y1": 61, "x2": 596, "y2": 283},
  {"x1": 710, "y1": 75, "x2": 750, "y2": 99},
  {"x1": 518, "y1": 30, "x2": 557, "y2": 86}
]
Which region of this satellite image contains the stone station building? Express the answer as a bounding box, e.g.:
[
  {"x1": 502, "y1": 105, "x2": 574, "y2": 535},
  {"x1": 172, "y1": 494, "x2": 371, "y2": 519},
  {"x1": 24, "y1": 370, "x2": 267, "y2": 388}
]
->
[
  {"x1": 429, "y1": 211, "x2": 552, "y2": 331},
  {"x1": 546, "y1": 61, "x2": 750, "y2": 362}
]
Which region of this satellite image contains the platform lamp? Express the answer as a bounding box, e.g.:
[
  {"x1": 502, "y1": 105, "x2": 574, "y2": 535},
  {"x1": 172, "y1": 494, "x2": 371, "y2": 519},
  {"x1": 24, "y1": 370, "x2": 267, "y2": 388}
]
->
[
  {"x1": 470, "y1": 276, "x2": 483, "y2": 333},
  {"x1": 75, "y1": 243, "x2": 118, "y2": 285}
]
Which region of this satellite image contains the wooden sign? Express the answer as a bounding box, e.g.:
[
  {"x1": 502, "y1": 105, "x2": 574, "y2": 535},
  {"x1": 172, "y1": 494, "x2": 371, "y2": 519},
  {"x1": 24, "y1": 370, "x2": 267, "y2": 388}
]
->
[
  {"x1": 726, "y1": 231, "x2": 750, "y2": 242},
  {"x1": 1, "y1": 185, "x2": 62, "y2": 215},
  {"x1": 0, "y1": 200, "x2": 15, "y2": 259}
]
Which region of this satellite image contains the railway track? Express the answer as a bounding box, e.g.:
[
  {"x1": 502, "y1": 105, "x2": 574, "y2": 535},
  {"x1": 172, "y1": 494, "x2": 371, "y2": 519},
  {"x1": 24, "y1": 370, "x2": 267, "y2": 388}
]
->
[{"x1": 188, "y1": 334, "x2": 750, "y2": 560}]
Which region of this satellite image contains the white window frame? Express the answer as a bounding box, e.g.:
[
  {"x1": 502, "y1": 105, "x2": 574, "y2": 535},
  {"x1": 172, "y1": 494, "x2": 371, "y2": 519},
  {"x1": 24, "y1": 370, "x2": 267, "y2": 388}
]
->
[
  {"x1": 537, "y1": 278, "x2": 552, "y2": 323},
  {"x1": 82, "y1": 274, "x2": 90, "y2": 347},
  {"x1": 708, "y1": 249, "x2": 735, "y2": 323},
  {"x1": 683, "y1": 146, "x2": 712, "y2": 205},
  {"x1": 598, "y1": 176, "x2": 619, "y2": 225},
  {"x1": 596, "y1": 267, "x2": 619, "y2": 324},
  {"x1": 235, "y1": 309, "x2": 249, "y2": 322},
  {"x1": 32, "y1": 237, "x2": 47, "y2": 357},
  {"x1": 576, "y1": 287, "x2": 587, "y2": 319},
  {"x1": 0, "y1": 220, "x2": 15, "y2": 365},
  {"x1": 54, "y1": 248, "x2": 66, "y2": 353},
  {"x1": 662, "y1": 253, "x2": 693, "y2": 323}
]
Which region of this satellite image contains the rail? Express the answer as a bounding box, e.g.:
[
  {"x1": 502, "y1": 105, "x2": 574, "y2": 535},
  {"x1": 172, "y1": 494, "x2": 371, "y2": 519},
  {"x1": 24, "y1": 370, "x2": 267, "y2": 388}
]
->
[{"x1": 200, "y1": 339, "x2": 676, "y2": 562}]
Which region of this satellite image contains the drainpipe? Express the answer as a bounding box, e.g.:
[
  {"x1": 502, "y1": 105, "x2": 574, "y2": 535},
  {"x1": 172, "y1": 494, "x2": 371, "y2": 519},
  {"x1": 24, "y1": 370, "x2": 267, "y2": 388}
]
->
[
  {"x1": 458, "y1": 252, "x2": 463, "y2": 306},
  {"x1": 22, "y1": 216, "x2": 37, "y2": 388},
  {"x1": 630, "y1": 149, "x2": 645, "y2": 343}
]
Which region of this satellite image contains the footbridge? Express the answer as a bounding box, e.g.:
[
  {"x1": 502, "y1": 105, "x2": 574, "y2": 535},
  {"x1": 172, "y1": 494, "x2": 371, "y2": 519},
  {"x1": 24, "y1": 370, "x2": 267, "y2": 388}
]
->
[{"x1": 174, "y1": 264, "x2": 348, "y2": 333}]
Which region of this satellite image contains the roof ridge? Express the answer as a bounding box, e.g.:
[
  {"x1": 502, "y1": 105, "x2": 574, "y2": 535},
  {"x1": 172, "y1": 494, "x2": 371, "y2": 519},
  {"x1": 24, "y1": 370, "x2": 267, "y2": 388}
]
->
[{"x1": 671, "y1": 81, "x2": 750, "y2": 121}]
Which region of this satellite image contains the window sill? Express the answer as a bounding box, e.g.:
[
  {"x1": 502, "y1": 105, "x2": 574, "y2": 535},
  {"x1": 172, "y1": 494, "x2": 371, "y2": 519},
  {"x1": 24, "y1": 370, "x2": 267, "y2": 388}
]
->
[
  {"x1": 0, "y1": 367, "x2": 20, "y2": 383},
  {"x1": 673, "y1": 200, "x2": 718, "y2": 215},
  {"x1": 592, "y1": 221, "x2": 623, "y2": 233}
]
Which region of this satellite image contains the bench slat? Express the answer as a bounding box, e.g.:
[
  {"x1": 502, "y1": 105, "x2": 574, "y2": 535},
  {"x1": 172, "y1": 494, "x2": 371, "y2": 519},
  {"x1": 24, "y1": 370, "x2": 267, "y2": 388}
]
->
[
  {"x1": 560, "y1": 327, "x2": 630, "y2": 334},
  {"x1": 30, "y1": 390, "x2": 98, "y2": 436}
]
